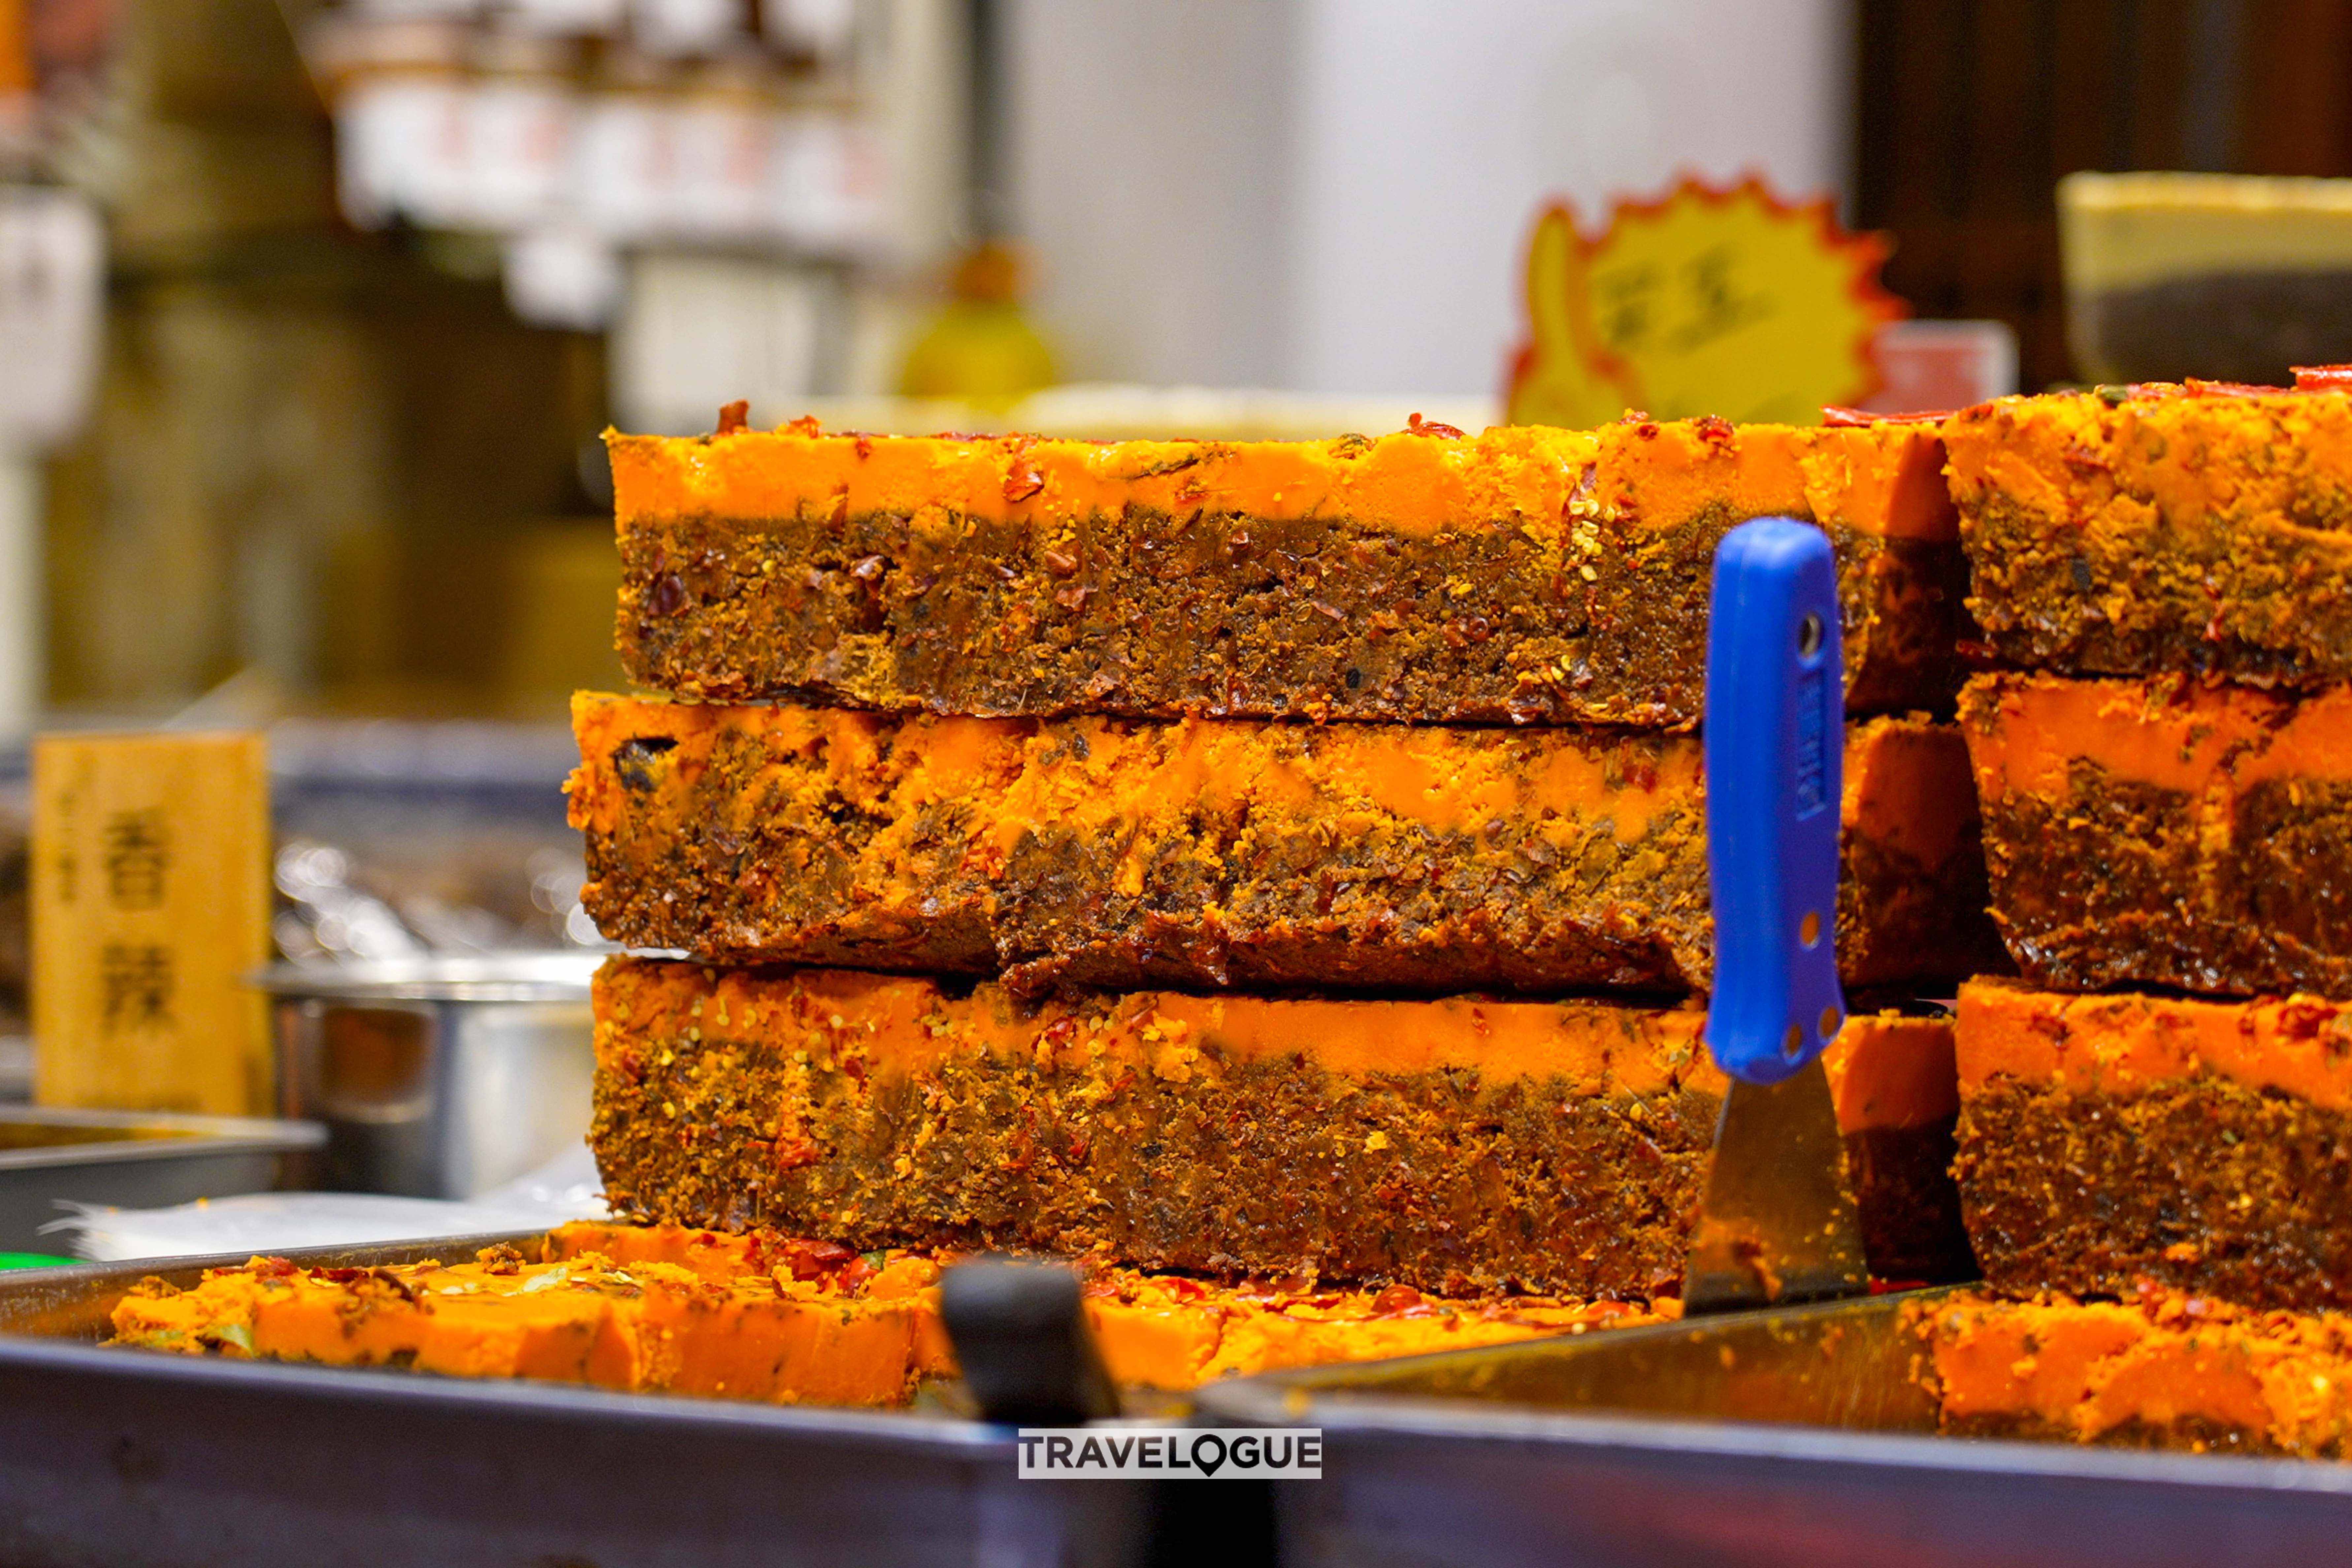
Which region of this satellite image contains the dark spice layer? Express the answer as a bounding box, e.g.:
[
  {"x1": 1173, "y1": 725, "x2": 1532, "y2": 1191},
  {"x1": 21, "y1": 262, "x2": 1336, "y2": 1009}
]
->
[
  {"x1": 1943, "y1": 380, "x2": 2352, "y2": 686},
  {"x1": 1954, "y1": 979, "x2": 2352, "y2": 1312},
  {"x1": 1956, "y1": 1074, "x2": 2352, "y2": 1312},
  {"x1": 609, "y1": 418, "x2": 1961, "y2": 726},
  {"x1": 570, "y1": 695, "x2": 2001, "y2": 996},
  {"x1": 1961, "y1": 672, "x2": 2352, "y2": 998},
  {"x1": 590, "y1": 959, "x2": 1728, "y2": 1298},
  {"x1": 590, "y1": 961, "x2": 1968, "y2": 1299},
  {"x1": 1848, "y1": 1122, "x2": 1973, "y2": 1285}
]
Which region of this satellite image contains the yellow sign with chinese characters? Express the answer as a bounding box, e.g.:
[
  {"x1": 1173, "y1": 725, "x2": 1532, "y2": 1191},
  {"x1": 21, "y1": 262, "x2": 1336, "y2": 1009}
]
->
[
  {"x1": 1509, "y1": 176, "x2": 1899, "y2": 427},
  {"x1": 32, "y1": 732, "x2": 272, "y2": 1115}
]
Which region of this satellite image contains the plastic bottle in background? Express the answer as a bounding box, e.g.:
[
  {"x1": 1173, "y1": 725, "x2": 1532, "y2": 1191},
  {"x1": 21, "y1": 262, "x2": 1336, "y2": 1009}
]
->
[{"x1": 896, "y1": 240, "x2": 1058, "y2": 408}]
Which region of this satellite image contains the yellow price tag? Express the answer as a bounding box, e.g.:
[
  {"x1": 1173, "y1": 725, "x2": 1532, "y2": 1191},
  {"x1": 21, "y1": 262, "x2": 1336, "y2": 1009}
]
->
[{"x1": 1509, "y1": 176, "x2": 1899, "y2": 427}]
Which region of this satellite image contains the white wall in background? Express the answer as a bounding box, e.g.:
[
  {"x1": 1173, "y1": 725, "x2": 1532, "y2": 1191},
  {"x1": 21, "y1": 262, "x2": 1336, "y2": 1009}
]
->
[
  {"x1": 1289, "y1": 0, "x2": 1853, "y2": 395},
  {"x1": 612, "y1": 254, "x2": 833, "y2": 433},
  {"x1": 1007, "y1": 0, "x2": 1852, "y2": 397},
  {"x1": 1005, "y1": 0, "x2": 1295, "y2": 387}
]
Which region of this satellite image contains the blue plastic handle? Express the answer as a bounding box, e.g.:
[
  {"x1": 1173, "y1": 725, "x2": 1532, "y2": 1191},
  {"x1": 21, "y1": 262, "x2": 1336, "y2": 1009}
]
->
[{"x1": 1703, "y1": 517, "x2": 1847, "y2": 1087}]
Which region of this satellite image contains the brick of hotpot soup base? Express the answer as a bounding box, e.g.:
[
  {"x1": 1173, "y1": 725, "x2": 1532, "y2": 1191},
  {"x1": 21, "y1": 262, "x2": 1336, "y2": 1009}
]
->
[
  {"x1": 1953, "y1": 978, "x2": 2352, "y2": 1312},
  {"x1": 1960, "y1": 671, "x2": 2352, "y2": 999},
  {"x1": 107, "y1": 1233, "x2": 1659, "y2": 1399},
  {"x1": 1910, "y1": 1285, "x2": 2352, "y2": 1459},
  {"x1": 1943, "y1": 377, "x2": 2352, "y2": 688},
  {"x1": 568, "y1": 695, "x2": 2001, "y2": 997},
  {"x1": 608, "y1": 416, "x2": 1961, "y2": 727},
  {"x1": 542, "y1": 1221, "x2": 1657, "y2": 1389},
  {"x1": 589, "y1": 959, "x2": 1966, "y2": 1299}
]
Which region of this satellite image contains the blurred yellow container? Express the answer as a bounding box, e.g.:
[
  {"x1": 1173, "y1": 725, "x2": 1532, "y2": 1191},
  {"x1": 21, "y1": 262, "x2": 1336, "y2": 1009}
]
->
[{"x1": 2059, "y1": 171, "x2": 2352, "y2": 384}]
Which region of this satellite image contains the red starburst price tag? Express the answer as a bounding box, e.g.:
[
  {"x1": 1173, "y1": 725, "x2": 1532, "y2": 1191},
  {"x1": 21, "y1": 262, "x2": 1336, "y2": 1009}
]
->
[{"x1": 1509, "y1": 175, "x2": 1901, "y2": 426}]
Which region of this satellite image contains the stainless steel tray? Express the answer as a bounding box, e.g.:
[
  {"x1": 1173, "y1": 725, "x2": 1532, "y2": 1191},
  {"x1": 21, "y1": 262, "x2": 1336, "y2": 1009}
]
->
[
  {"x1": 0, "y1": 1106, "x2": 324, "y2": 1254},
  {"x1": 1194, "y1": 1288, "x2": 2352, "y2": 1568},
  {"x1": 0, "y1": 1233, "x2": 1149, "y2": 1568}
]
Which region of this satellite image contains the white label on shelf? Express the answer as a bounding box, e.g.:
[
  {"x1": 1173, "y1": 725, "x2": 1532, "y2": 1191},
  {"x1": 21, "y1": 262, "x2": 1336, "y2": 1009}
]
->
[
  {"x1": 467, "y1": 78, "x2": 577, "y2": 232},
  {"x1": 0, "y1": 186, "x2": 103, "y2": 452},
  {"x1": 630, "y1": 0, "x2": 740, "y2": 56},
  {"x1": 571, "y1": 92, "x2": 675, "y2": 242},
  {"x1": 612, "y1": 252, "x2": 825, "y2": 433},
  {"x1": 336, "y1": 74, "x2": 472, "y2": 230},
  {"x1": 504, "y1": 226, "x2": 624, "y2": 329},
  {"x1": 768, "y1": 109, "x2": 883, "y2": 253},
  {"x1": 762, "y1": 0, "x2": 857, "y2": 58},
  {"x1": 507, "y1": 0, "x2": 628, "y2": 35},
  {"x1": 671, "y1": 98, "x2": 773, "y2": 242}
]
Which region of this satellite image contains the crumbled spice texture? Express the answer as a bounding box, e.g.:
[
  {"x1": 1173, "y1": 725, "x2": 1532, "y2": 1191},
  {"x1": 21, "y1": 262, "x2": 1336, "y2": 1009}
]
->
[
  {"x1": 1961, "y1": 671, "x2": 2352, "y2": 998},
  {"x1": 608, "y1": 418, "x2": 1962, "y2": 727},
  {"x1": 1823, "y1": 1006, "x2": 1975, "y2": 1284},
  {"x1": 590, "y1": 958, "x2": 1726, "y2": 1299},
  {"x1": 1952, "y1": 979, "x2": 2352, "y2": 1312},
  {"x1": 588, "y1": 960, "x2": 1966, "y2": 1300},
  {"x1": 1943, "y1": 381, "x2": 2352, "y2": 686},
  {"x1": 1911, "y1": 1285, "x2": 2352, "y2": 1458},
  {"x1": 1848, "y1": 1120, "x2": 1974, "y2": 1285},
  {"x1": 569, "y1": 695, "x2": 2000, "y2": 996},
  {"x1": 542, "y1": 1221, "x2": 1657, "y2": 1389},
  {"x1": 107, "y1": 1244, "x2": 952, "y2": 1406},
  {"x1": 106, "y1": 1230, "x2": 1657, "y2": 1398}
]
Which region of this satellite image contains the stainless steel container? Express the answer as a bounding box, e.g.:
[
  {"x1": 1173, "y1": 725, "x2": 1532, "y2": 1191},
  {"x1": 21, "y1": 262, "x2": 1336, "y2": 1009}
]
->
[
  {"x1": 258, "y1": 954, "x2": 600, "y2": 1200},
  {"x1": 0, "y1": 1107, "x2": 323, "y2": 1254}
]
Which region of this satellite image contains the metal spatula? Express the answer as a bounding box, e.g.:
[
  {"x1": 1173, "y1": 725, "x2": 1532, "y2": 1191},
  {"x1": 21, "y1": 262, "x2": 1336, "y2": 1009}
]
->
[{"x1": 1682, "y1": 517, "x2": 1869, "y2": 1317}]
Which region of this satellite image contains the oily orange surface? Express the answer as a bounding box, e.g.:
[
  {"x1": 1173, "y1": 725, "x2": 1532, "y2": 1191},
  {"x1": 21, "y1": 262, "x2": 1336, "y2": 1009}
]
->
[
  {"x1": 566, "y1": 690, "x2": 1705, "y2": 850},
  {"x1": 1917, "y1": 1286, "x2": 2352, "y2": 1456},
  {"x1": 1942, "y1": 383, "x2": 2352, "y2": 555},
  {"x1": 592, "y1": 956, "x2": 1722, "y2": 1102},
  {"x1": 1961, "y1": 672, "x2": 2352, "y2": 801},
  {"x1": 1841, "y1": 716, "x2": 1980, "y2": 873},
  {"x1": 607, "y1": 417, "x2": 1953, "y2": 544},
  {"x1": 109, "y1": 1245, "x2": 944, "y2": 1405},
  {"x1": 552, "y1": 1223, "x2": 1658, "y2": 1389},
  {"x1": 111, "y1": 1232, "x2": 1659, "y2": 1400},
  {"x1": 571, "y1": 692, "x2": 1968, "y2": 880},
  {"x1": 1955, "y1": 977, "x2": 2352, "y2": 1112},
  {"x1": 1824, "y1": 1013, "x2": 1959, "y2": 1132}
]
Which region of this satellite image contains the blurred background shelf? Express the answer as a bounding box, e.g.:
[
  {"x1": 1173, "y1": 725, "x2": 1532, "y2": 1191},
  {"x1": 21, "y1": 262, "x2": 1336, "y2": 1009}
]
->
[{"x1": 8, "y1": 0, "x2": 2351, "y2": 731}]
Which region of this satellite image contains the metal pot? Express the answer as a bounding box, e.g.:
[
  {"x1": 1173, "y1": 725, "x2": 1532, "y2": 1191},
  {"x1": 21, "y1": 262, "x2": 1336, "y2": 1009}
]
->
[{"x1": 257, "y1": 953, "x2": 600, "y2": 1200}]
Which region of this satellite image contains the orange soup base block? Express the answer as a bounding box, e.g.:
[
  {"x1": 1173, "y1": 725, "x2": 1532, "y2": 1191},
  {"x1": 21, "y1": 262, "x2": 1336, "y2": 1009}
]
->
[
  {"x1": 1954, "y1": 977, "x2": 2352, "y2": 1311},
  {"x1": 591, "y1": 958, "x2": 1968, "y2": 1297},
  {"x1": 611, "y1": 416, "x2": 1959, "y2": 727},
  {"x1": 1943, "y1": 378, "x2": 2352, "y2": 687},
  {"x1": 1961, "y1": 670, "x2": 2352, "y2": 1000},
  {"x1": 1913, "y1": 1285, "x2": 2352, "y2": 1459},
  {"x1": 108, "y1": 1233, "x2": 1659, "y2": 1400},
  {"x1": 107, "y1": 1245, "x2": 947, "y2": 1406},
  {"x1": 570, "y1": 694, "x2": 2000, "y2": 997}
]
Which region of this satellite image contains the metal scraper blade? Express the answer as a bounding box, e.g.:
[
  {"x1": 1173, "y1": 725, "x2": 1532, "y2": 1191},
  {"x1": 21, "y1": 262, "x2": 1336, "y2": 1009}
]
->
[{"x1": 1682, "y1": 1056, "x2": 1867, "y2": 1317}]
